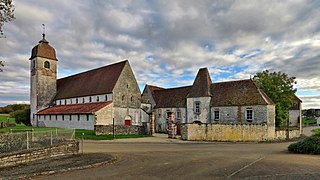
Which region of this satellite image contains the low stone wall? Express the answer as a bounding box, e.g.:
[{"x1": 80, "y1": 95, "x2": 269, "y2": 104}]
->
[
  {"x1": 95, "y1": 124, "x2": 148, "y2": 135},
  {"x1": 181, "y1": 124, "x2": 301, "y2": 141},
  {"x1": 0, "y1": 140, "x2": 79, "y2": 168},
  {"x1": 275, "y1": 129, "x2": 300, "y2": 140},
  {"x1": 181, "y1": 123, "x2": 269, "y2": 141}
]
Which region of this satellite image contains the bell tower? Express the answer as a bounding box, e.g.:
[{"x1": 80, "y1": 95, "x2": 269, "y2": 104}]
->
[{"x1": 29, "y1": 31, "x2": 57, "y2": 126}]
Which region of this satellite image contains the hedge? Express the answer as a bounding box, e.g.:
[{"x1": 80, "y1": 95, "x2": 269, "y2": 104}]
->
[{"x1": 288, "y1": 135, "x2": 320, "y2": 154}]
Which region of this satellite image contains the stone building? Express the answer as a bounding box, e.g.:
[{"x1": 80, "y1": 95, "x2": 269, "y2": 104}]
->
[
  {"x1": 289, "y1": 95, "x2": 302, "y2": 127},
  {"x1": 30, "y1": 34, "x2": 142, "y2": 130},
  {"x1": 142, "y1": 68, "x2": 279, "y2": 133}
]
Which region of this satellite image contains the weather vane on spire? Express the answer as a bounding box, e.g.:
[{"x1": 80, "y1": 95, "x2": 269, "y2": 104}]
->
[{"x1": 42, "y1": 24, "x2": 45, "y2": 39}]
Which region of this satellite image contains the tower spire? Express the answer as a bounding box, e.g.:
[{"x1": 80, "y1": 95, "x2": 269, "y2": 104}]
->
[{"x1": 39, "y1": 24, "x2": 48, "y2": 43}]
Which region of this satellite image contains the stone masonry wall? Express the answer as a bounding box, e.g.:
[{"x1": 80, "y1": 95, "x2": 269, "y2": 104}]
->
[
  {"x1": 275, "y1": 129, "x2": 300, "y2": 140},
  {"x1": 0, "y1": 141, "x2": 79, "y2": 168},
  {"x1": 181, "y1": 124, "x2": 269, "y2": 141},
  {"x1": 95, "y1": 124, "x2": 148, "y2": 135}
]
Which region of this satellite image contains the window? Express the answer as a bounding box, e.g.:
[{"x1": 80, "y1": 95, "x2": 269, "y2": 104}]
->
[
  {"x1": 158, "y1": 109, "x2": 162, "y2": 118},
  {"x1": 166, "y1": 111, "x2": 172, "y2": 120},
  {"x1": 69, "y1": 115, "x2": 72, "y2": 121},
  {"x1": 77, "y1": 114, "x2": 80, "y2": 121},
  {"x1": 130, "y1": 96, "x2": 133, "y2": 102},
  {"x1": 49, "y1": 115, "x2": 51, "y2": 120},
  {"x1": 105, "y1": 95, "x2": 108, "y2": 101},
  {"x1": 122, "y1": 95, "x2": 125, "y2": 101},
  {"x1": 70, "y1": 99, "x2": 72, "y2": 104},
  {"x1": 59, "y1": 100, "x2": 61, "y2": 105},
  {"x1": 55, "y1": 115, "x2": 57, "y2": 120},
  {"x1": 44, "y1": 115, "x2": 46, "y2": 120},
  {"x1": 76, "y1": 98, "x2": 78, "y2": 104},
  {"x1": 97, "y1": 96, "x2": 99, "y2": 102},
  {"x1": 86, "y1": 114, "x2": 89, "y2": 121},
  {"x1": 64, "y1": 99, "x2": 66, "y2": 105},
  {"x1": 44, "y1": 61, "x2": 50, "y2": 69},
  {"x1": 32, "y1": 60, "x2": 35, "y2": 69},
  {"x1": 89, "y1": 97, "x2": 92, "y2": 102},
  {"x1": 176, "y1": 110, "x2": 181, "y2": 120},
  {"x1": 62, "y1": 115, "x2": 65, "y2": 121},
  {"x1": 246, "y1": 108, "x2": 253, "y2": 122},
  {"x1": 82, "y1": 98, "x2": 85, "y2": 103},
  {"x1": 214, "y1": 111, "x2": 220, "y2": 121},
  {"x1": 195, "y1": 101, "x2": 201, "y2": 114}
]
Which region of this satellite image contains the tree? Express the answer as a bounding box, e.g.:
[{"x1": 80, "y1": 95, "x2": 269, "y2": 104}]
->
[
  {"x1": 10, "y1": 108, "x2": 31, "y2": 126},
  {"x1": 0, "y1": 0, "x2": 15, "y2": 36},
  {"x1": 253, "y1": 70, "x2": 297, "y2": 127},
  {"x1": 0, "y1": 0, "x2": 15, "y2": 72},
  {"x1": 0, "y1": 60, "x2": 3, "y2": 72}
]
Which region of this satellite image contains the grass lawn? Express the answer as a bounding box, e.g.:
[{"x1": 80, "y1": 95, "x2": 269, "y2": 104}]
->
[
  {"x1": 313, "y1": 128, "x2": 320, "y2": 136},
  {"x1": 75, "y1": 129, "x2": 150, "y2": 140},
  {"x1": 303, "y1": 117, "x2": 317, "y2": 125},
  {"x1": 0, "y1": 114, "x2": 18, "y2": 125}
]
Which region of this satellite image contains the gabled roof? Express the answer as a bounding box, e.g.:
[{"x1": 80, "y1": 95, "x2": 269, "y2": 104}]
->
[
  {"x1": 187, "y1": 68, "x2": 212, "y2": 98},
  {"x1": 37, "y1": 102, "x2": 112, "y2": 115},
  {"x1": 141, "y1": 84, "x2": 165, "y2": 104},
  {"x1": 154, "y1": 86, "x2": 191, "y2": 108},
  {"x1": 54, "y1": 60, "x2": 127, "y2": 100},
  {"x1": 210, "y1": 79, "x2": 274, "y2": 106},
  {"x1": 289, "y1": 95, "x2": 302, "y2": 110}
]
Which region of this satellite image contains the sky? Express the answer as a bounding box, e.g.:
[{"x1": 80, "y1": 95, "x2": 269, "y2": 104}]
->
[{"x1": 0, "y1": 0, "x2": 319, "y2": 109}]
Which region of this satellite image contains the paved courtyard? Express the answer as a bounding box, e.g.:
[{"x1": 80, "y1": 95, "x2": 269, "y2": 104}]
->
[{"x1": 34, "y1": 127, "x2": 320, "y2": 180}]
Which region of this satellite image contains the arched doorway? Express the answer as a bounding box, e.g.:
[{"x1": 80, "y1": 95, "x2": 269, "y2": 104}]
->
[{"x1": 124, "y1": 115, "x2": 132, "y2": 126}]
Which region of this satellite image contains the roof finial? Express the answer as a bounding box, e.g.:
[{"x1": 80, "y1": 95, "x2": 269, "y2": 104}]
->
[
  {"x1": 42, "y1": 24, "x2": 45, "y2": 39},
  {"x1": 39, "y1": 24, "x2": 48, "y2": 43}
]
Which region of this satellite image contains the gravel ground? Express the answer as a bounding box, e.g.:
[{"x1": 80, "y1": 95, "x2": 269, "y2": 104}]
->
[{"x1": 0, "y1": 153, "x2": 115, "y2": 179}]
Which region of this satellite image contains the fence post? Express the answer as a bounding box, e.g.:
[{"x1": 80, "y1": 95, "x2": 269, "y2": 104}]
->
[
  {"x1": 26, "y1": 131, "x2": 29, "y2": 150},
  {"x1": 81, "y1": 133, "x2": 84, "y2": 154},
  {"x1": 50, "y1": 130, "x2": 53, "y2": 146},
  {"x1": 32, "y1": 128, "x2": 34, "y2": 142}
]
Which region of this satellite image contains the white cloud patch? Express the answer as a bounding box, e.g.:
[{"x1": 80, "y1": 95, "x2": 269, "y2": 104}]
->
[{"x1": 0, "y1": 0, "x2": 320, "y2": 108}]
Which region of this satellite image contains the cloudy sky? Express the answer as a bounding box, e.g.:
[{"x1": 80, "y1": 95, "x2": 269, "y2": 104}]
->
[{"x1": 0, "y1": 0, "x2": 319, "y2": 109}]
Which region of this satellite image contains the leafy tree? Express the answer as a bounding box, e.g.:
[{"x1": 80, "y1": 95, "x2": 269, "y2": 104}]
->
[
  {"x1": 10, "y1": 108, "x2": 31, "y2": 126},
  {"x1": 253, "y1": 70, "x2": 297, "y2": 127},
  {"x1": 0, "y1": 0, "x2": 15, "y2": 36}
]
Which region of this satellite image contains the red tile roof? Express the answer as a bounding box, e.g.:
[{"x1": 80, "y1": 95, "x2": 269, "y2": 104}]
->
[
  {"x1": 54, "y1": 60, "x2": 127, "y2": 100},
  {"x1": 37, "y1": 102, "x2": 112, "y2": 115}
]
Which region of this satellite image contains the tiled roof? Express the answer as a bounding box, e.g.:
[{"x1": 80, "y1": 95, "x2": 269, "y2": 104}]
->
[
  {"x1": 29, "y1": 37, "x2": 57, "y2": 60},
  {"x1": 37, "y1": 102, "x2": 112, "y2": 115},
  {"x1": 54, "y1": 60, "x2": 127, "y2": 100},
  {"x1": 210, "y1": 79, "x2": 274, "y2": 106},
  {"x1": 289, "y1": 95, "x2": 302, "y2": 110},
  {"x1": 141, "y1": 85, "x2": 164, "y2": 104},
  {"x1": 187, "y1": 68, "x2": 212, "y2": 98},
  {"x1": 154, "y1": 86, "x2": 191, "y2": 108}
]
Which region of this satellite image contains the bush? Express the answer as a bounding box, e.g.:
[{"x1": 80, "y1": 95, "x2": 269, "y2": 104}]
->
[
  {"x1": 10, "y1": 108, "x2": 31, "y2": 126},
  {"x1": 288, "y1": 135, "x2": 320, "y2": 154}
]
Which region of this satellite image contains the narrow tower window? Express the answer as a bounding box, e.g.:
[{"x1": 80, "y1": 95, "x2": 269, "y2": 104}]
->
[{"x1": 44, "y1": 61, "x2": 50, "y2": 69}]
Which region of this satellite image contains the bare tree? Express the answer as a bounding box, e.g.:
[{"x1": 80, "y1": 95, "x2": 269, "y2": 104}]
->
[
  {"x1": 0, "y1": 0, "x2": 15, "y2": 72},
  {"x1": 0, "y1": 0, "x2": 15, "y2": 36},
  {"x1": 0, "y1": 61, "x2": 4, "y2": 72}
]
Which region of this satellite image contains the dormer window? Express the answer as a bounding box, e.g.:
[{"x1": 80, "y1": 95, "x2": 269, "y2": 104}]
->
[{"x1": 44, "y1": 61, "x2": 50, "y2": 69}]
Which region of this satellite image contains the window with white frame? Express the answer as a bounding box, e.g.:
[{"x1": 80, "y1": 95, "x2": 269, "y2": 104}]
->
[
  {"x1": 176, "y1": 110, "x2": 181, "y2": 120},
  {"x1": 194, "y1": 101, "x2": 201, "y2": 114},
  {"x1": 246, "y1": 108, "x2": 253, "y2": 122},
  {"x1": 214, "y1": 110, "x2": 220, "y2": 121}
]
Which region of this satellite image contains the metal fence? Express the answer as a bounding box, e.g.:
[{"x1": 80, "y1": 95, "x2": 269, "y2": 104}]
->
[{"x1": 0, "y1": 129, "x2": 75, "y2": 154}]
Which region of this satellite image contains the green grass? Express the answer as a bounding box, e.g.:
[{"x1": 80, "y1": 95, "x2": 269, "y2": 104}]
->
[
  {"x1": 75, "y1": 129, "x2": 150, "y2": 140},
  {"x1": 0, "y1": 114, "x2": 19, "y2": 125},
  {"x1": 313, "y1": 128, "x2": 320, "y2": 136},
  {"x1": 302, "y1": 117, "x2": 317, "y2": 125}
]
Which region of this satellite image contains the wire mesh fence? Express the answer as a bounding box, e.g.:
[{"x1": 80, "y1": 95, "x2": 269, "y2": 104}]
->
[{"x1": 0, "y1": 129, "x2": 75, "y2": 154}]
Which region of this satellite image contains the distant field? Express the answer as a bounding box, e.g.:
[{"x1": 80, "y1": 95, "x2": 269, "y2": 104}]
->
[{"x1": 0, "y1": 114, "x2": 18, "y2": 125}]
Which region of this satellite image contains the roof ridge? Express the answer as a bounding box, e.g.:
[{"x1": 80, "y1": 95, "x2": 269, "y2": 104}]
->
[
  {"x1": 58, "y1": 60, "x2": 127, "y2": 80},
  {"x1": 211, "y1": 79, "x2": 251, "y2": 85}
]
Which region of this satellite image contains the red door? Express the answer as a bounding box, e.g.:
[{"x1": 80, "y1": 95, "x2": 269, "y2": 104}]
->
[{"x1": 125, "y1": 120, "x2": 131, "y2": 126}]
